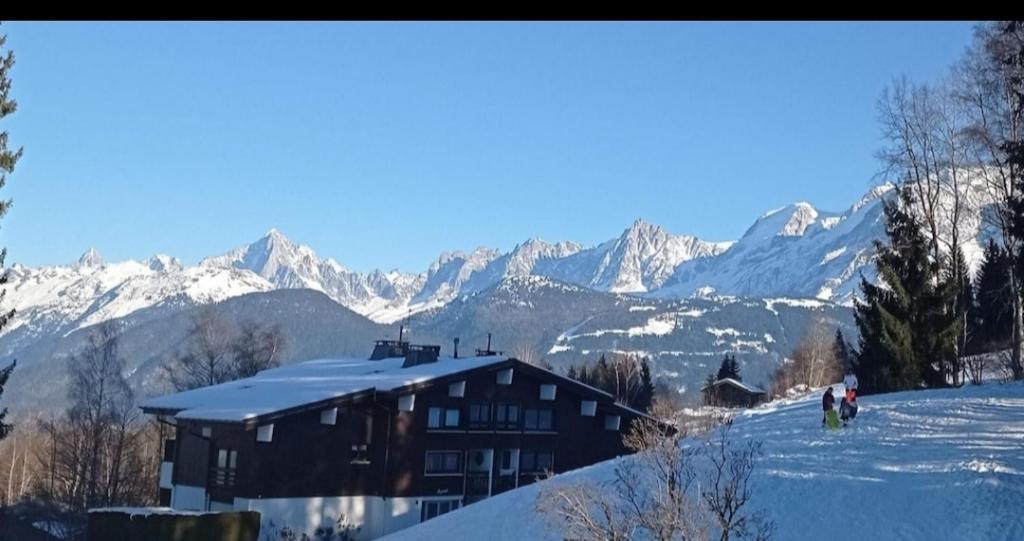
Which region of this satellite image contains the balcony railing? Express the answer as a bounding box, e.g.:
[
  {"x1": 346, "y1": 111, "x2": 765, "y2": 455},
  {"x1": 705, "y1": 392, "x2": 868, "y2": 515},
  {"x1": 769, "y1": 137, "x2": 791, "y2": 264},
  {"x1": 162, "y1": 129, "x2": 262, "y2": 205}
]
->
[{"x1": 209, "y1": 467, "x2": 237, "y2": 488}]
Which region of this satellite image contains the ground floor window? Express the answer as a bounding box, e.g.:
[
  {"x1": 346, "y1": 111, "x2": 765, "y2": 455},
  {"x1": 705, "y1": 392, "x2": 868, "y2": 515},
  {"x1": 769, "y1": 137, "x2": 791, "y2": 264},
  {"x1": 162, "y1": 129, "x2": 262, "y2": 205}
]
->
[
  {"x1": 425, "y1": 450, "x2": 463, "y2": 475},
  {"x1": 519, "y1": 450, "x2": 554, "y2": 473},
  {"x1": 421, "y1": 499, "x2": 462, "y2": 522}
]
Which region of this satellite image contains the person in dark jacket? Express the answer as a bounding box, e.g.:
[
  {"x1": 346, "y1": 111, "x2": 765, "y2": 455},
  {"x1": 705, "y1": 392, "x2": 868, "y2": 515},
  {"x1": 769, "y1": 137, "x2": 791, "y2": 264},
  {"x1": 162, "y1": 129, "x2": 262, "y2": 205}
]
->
[{"x1": 822, "y1": 387, "x2": 835, "y2": 425}]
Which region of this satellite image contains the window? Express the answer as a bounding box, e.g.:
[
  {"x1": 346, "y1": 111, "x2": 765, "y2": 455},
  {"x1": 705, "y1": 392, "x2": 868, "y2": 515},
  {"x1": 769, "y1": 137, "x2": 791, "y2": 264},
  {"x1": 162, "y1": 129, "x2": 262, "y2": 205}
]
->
[
  {"x1": 213, "y1": 448, "x2": 237, "y2": 487},
  {"x1": 539, "y1": 384, "x2": 557, "y2": 401},
  {"x1": 421, "y1": 499, "x2": 461, "y2": 521},
  {"x1": 449, "y1": 381, "x2": 466, "y2": 398},
  {"x1": 351, "y1": 444, "x2": 369, "y2": 464},
  {"x1": 580, "y1": 400, "x2": 597, "y2": 417},
  {"x1": 523, "y1": 408, "x2": 553, "y2": 431},
  {"x1": 398, "y1": 394, "x2": 416, "y2": 412},
  {"x1": 256, "y1": 424, "x2": 274, "y2": 442},
  {"x1": 499, "y1": 449, "x2": 519, "y2": 472},
  {"x1": 605, "y1": 415, "x2": 621, "y2": 431},
  {"x1": 217, "y1": 449, "x2": 237, "y2": 470},
  {"x1": 428, "y1": 407, "x2": 461, "y2": 429},
  {"x1": 496, "y1": 368, "x2": 513, "y2": 385},
  {"x1": 519, "y1": 450, "x2": 554, "y2": 473},
  {"x1": 468, "y1": 403, "x2": 491, "y2": 429},
  {"x1": 320, "y1": 407, "x2": 338, "y2": 425},
  {"x1": 494, "y1": 403, "x2": 520, "y2": 430},
  {"x1": 425, "y1": 451, "x2": 463, "y2": 475}
]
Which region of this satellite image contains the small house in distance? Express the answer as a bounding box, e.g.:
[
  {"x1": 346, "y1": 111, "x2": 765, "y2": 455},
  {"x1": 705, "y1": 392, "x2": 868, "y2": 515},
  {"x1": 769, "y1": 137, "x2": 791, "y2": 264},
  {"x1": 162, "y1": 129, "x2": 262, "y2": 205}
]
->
[
  {"x1": 140, "y1": 337, "x2": 649, "y2": 540},
  {"x1": 703, "y1": 378, "x2": 767, "y2": 408}
]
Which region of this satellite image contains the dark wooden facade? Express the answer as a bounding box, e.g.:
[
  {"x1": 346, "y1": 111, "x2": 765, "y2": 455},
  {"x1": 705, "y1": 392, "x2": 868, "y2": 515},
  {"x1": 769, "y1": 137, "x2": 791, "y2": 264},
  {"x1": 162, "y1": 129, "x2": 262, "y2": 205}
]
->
[{"x1": 156, "y1": 358, "x2": 644, "y2": 505}]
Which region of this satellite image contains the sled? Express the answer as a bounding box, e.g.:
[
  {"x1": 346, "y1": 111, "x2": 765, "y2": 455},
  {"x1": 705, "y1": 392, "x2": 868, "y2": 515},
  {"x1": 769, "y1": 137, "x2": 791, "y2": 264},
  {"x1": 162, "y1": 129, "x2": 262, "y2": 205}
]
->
[{"x1": 825, "y1": 409, "x2": 841, "y2": 430}]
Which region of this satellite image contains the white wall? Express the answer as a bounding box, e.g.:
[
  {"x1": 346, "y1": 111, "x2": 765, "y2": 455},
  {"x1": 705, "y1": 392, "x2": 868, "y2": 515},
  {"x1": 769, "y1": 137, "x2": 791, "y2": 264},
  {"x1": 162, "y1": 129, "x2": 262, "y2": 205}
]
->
[
  {"x1": 170, "y1": 484, "x2": 207, "y2": 511},
  {"x1": 159, "y1": 462, "x2": 173, "y2": 490},
  {"x1": 234, "y1": 495, "x2": 427, "y2": 541}
]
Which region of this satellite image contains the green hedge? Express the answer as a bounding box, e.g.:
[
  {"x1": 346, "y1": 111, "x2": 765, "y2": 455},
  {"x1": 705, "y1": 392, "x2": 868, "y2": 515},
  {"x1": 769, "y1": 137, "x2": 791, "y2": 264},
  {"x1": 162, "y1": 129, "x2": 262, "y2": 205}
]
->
[{"x1": 87, "y1": 510, "x2": 260, "y2": 541}]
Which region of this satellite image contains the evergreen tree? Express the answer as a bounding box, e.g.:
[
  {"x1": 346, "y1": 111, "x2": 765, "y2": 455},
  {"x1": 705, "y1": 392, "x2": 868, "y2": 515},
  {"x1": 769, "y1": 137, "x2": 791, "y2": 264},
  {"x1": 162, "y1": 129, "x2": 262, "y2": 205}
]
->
[
  {"x1": 975, "y1": 238, "x2": 1013, "y2": 351},
  {"x1": 833, "y1": 329, "x2": 854, "y2": 371},
  {"x1": 636, "y1": 357, "x2": 655, "y2": 412},
  {"x1": 716, "y1": 354, "x2": 741, "y2": 381},
  {"x1": 855, "y1": 187, "x2": 956, "y2": 393},
  {"x1": 566, "y1": 355, "x2": 656, "y2": 412},
  {"x1": 0, "y1": 29, "x2": 21, "y2": 442}
]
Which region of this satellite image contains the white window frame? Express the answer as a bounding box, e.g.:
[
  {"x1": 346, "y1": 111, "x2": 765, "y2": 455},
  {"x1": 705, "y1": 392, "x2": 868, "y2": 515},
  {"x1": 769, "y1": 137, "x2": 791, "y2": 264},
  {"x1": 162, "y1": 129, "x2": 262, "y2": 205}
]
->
[
  {"x1": 256, "y1": 424, "x2": 274, "y2": 442},
  {"x1": 398, "y1": 393, "x2": 416, "y2": 412},
  {"x1": 320, "y1": 407, "x2": 338, "y2": 426},
  {"x1": 496, "y1": 368, "x2": 513, "y2": 385}
]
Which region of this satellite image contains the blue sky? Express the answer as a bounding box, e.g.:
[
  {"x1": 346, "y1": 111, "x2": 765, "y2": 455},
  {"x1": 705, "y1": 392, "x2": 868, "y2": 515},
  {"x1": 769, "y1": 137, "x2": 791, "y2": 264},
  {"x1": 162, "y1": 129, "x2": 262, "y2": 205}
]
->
[{"x1": 2, "y1": 22, "x2": 976, "y2": 272}]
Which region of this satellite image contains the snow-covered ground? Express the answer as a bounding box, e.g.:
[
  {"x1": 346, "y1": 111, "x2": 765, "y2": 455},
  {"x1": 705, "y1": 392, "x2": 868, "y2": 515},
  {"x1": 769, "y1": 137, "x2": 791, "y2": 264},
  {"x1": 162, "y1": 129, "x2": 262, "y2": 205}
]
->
[{"x1": 385, "y1": 382, "x2": 1024, "y2": 541}]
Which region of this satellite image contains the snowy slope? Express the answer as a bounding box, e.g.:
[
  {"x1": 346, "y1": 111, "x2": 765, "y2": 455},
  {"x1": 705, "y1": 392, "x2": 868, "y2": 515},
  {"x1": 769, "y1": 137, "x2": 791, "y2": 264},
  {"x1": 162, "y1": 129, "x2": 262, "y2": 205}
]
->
[{"x1": 384, "y1": 382, "x2": 1024, "y2": 541}]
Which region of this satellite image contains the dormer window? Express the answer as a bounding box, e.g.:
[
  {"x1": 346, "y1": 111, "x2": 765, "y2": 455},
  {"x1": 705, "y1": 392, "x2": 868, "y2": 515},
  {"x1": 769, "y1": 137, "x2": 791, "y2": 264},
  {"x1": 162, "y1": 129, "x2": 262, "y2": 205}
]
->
[{"x1": 496, "y1": 368, "x2": 513, "y2": 385}]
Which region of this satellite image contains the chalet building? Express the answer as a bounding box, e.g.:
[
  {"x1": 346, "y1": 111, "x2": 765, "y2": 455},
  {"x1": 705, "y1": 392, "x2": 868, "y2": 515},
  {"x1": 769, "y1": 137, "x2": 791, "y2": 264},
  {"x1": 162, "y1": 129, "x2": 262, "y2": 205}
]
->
[
  {"x1": 704, "y1": 377, "x2": 767, "y2": 408},
  {"x1": 140, "y1": 339, "x2": 648, "y2": 540}
]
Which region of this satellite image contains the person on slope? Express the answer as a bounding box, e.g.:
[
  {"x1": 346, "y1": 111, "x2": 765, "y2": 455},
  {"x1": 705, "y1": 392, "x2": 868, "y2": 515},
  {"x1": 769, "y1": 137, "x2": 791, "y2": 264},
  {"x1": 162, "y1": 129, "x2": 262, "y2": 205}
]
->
[
  {"x1": 843, "y1": 369, "x2": 859, "y2": 403},
  {"x1": 822, "y1": 387, "x2": 835, "y2": 426},
  {"x1": 839, "y1": 396, "x2": 854, "y2": 426}
]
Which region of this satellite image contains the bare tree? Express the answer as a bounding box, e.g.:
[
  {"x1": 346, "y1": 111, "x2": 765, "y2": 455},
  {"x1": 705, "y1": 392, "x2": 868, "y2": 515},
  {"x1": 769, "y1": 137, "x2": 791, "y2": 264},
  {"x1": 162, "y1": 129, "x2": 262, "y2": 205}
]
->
[
  {"x1": 771, "y1": 316, "x2": 842, "y2": 397},
  {"x1": 877, "y1": 78, "x2": 949, "y2": 267},
  {"x1": 539, "y1": 416, "x2": 772, "y2": 541},
  {"x1": 165, "y1": 309, "x2": 290, "y2": 391},
  {"x1": 509, "y1": 343, "x2": 551, "y2": 370},
  {"x1": 30, "y1": 322, "x2": 155, "y2": 535},
  {"x1": 163, "y1": 308, "x2": 235, "y2": 391},
  {"x1": 701, "y1": 421, "x2": 776, "y2": 541},
  {"x1": 231, "y1": 320, "x2": 285, "y2": 379},
  {"x1": 0, "y1": 432, "x2": 36, "y2": 506},
  {"x1": 955, "y1": 23, "x2": 1024, "y2": 379}
]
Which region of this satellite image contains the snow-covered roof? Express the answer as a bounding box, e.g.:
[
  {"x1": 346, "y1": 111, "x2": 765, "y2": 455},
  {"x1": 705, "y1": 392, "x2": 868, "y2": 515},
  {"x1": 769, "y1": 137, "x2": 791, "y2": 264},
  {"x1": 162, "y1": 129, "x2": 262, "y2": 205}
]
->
[
  {"x1": 140, "y1": 354, "x2": 509, "y2": 423},
  {"x1": 710, "y1": 377, "x2": 765, "y2": 394}
]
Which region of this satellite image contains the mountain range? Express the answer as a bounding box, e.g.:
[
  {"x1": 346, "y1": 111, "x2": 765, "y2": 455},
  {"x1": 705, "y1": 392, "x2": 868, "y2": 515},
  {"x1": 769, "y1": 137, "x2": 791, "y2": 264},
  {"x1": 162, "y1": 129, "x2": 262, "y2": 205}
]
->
[{"x1": 0, "y1": 181, "x2": 999, "y2": 415}]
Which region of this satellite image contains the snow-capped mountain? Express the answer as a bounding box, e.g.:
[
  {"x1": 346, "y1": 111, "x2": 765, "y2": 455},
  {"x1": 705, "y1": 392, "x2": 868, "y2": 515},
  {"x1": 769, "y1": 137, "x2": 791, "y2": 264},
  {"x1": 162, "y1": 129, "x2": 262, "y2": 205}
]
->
[
  {"x1": 534, "y1": 219, "x2": 732, "y2": 293},
  {"x1": 200, "y1": 228, "x2": 427, "y2": 323},
  {"x1": 1, "y1": 252, "x2": 274, "y2": 357},
  {"x1": 1, "y1": 181, "x2": 999, "y2": 351},
  {"x1": 653, "y1": 190, "x2": 892, "y2": 303}
]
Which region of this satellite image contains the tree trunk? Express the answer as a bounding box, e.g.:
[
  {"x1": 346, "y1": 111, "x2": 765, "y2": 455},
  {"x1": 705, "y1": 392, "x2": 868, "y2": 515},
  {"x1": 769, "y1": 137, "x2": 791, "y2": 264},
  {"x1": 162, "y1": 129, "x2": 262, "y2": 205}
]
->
[{"x1": 1012, "y1": 270, "x2": 1024, "y2": 380}]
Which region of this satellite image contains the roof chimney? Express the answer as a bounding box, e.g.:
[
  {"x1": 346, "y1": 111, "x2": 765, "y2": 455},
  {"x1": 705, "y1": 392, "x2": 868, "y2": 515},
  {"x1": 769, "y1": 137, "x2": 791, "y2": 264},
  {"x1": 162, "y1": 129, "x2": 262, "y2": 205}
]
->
[
  {"x1": 475, "y1": 332, "x2": 502, "y2": 357},
  {"x1": 453, "y1": 337, "x2": 460, "y2": 359},
  {"x1": 403, "y1": 344, "x2": 441, "y2": 368}
]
